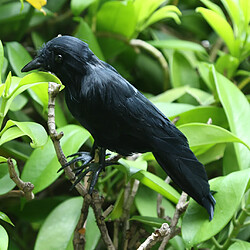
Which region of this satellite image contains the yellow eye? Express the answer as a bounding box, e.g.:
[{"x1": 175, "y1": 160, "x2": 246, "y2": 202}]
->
[{"x1": 55, "y1": 54, "x2": 63, "y2": 64}]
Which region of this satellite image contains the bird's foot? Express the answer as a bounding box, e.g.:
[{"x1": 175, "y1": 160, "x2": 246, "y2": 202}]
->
[
  {"x1": 57, "y1": 151, "x2": 93, "y2": 173},
  {"x1": 71, "y1": 160, "x2": 115, "y2": 194}
]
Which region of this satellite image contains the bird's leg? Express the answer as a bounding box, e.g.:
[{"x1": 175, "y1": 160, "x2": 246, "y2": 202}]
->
[{"x1": 57, "y1": 142, "x2": 97, "y2": 173}]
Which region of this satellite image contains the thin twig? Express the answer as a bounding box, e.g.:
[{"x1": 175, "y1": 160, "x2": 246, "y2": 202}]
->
[
  {"x1": 7, "y1": 158, "x2": 34, "y2": 200},
  {"x1": 138, "y1": 192, "x2": 188, "y2": 250},
  {"x1": 137, "y1": 223, "x2": 171, "y2": 250},
  {"x1": 157, "y1": 176, "x2": 171, "y2": 218},
  {"x1": 129, "y1": 39, "x2": 170, "y2": 91},
  {"x1": 122, "y1": 179, "x2": 140, "y2": 249},
  {"x1": 159, "y1": 192, "x2": 188, "y2": 249},
  {"x1": 91, "y1": 191, "x2": 115, "y2": 250}
]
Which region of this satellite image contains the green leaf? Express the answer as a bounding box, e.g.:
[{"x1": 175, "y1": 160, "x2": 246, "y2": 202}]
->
[
  {"x1": 149, "y1": 40, "x2": 207, "y2": 54},
  {"x1": 196, "y1": 7, "x2": 237, "y2": 56},
  {"x1": 85, "y1": 207, "x2": 101, "y2": 250},
  {"x1": 171, "y1": 106, "x2": 227, "y2": 128},
  {"x1": 130, "y1": 215, "x2": 167, "y2": 227},
  {"x1": 0, "y1": 156, "x2": 7, "y2": 163},
  {"x1": 74, "y1": 18, "x2": 105, "y2": 60},
  {"x1": 200, "y1": 0, "x2": 226, "y2": 19},
  {"x1": 134, "y1": 0, "x2": 165, "y2": 26},
  {"x1": 9, "y1": 94, "x2": 28, "y2": 111},
  {"x1": 0, "y1": 225, "x2": 8, "y2": 250},
  {"x1": 212, "y1": 66, "x2": 250, "y2": 169},
  {"x1": 228, "y1": 240, "x2": 250, "y2": 250},
  {"x1": 6, "y1": 42, "x2": 32, "y2": 77},
  {"x1": 0, "y1": 120, "x2": 48, "y2": 148},
  {"x1": 215, "y1": 54, "x2": 239, "y2": 78},
  {"x1": 155, "y1": 103, "x2": 195, "y2": 118},
  {"x1": 135, "y1": 185, "x2": 175, "y2": 218},
  {"x1": 5, "y1": 72, "x2": 61, "y2": 115},
  {"x1": 0, "y1": 211, "x2": 14, "y2": 226},
  {"x1": 170, "y1": 51, "x2": 200, "y2": 104},
  {"x1": 71, "y1": 0, "x2": 97, "y2": 16},
  {"x1": 35, "y1": 197, "x2": 83, "y2": 250},
  {"x1": 21, "y1": 125, "x2": 90, "y2": 194},
  {"x1": 178, "y1": 123, "x2": 250, "y2": 149},
  {"x1": 0, "y1": 161, "x2": 19, "y2": 195},
  {"x1": 3, "y1": 72, "x2": 11, "y2": 97},
  {"x1": 182, "y1": 168, "x2": 250, "y2": 247},
  {"x1": 150, "y1": 86, "x2": 188, "y2": 103},
  {"x1": 132, "y1": 170, "x2": 180, "y2": 203},
  {"x1": 97, "y1": 1, "x2": 136, "y2": 38},
  {"x1": 143, "y1": 5, "x2": 181, "y2": 29},
  {"x1": 0, "y1": 40, "x2": 3, "y2": 83}
]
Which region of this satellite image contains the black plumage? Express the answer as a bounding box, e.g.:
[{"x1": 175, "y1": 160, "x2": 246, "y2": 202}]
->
[{"x1": 22, "y1": 35, "x2": 216, "y2": 220}]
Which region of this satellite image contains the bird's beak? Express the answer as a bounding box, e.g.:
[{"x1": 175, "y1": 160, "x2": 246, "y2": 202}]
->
[{"x1": 21, "y1": 56, "x2": 43, "y2": 72}]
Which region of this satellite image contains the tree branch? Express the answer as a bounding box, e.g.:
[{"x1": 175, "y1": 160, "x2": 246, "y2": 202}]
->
[{"x1": 7, "y1": 158, "x2": 34, "y2": 200}]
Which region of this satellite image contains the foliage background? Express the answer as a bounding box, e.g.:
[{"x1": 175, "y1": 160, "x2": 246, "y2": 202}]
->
[{"x1": 0, "y1": 0, "x2": 249, "y2": 249}]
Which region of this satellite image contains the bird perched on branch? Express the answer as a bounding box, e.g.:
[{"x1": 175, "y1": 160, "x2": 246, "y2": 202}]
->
[{"x1": 22, "y1": 35, "x2": 216, "y2": 220}]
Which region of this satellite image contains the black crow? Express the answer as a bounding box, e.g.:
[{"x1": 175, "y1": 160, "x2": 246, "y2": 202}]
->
[{"x1": 22, "y1": 35, "x2": 216, "y2": 220}]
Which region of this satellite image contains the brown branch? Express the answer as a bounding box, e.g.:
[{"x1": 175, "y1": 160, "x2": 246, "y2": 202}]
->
[
  {"x1": 137, "y1": 223, "x2": 171, "y2": 250},
  {"x1": 7, "y1": 158, "x2": 34, "y2": 200},
  {"x1": 91, "y1": 191, "x2": 115, "y2": 250},
  {"x1": 121, "y1": 179, "x2": 140, "y2": 249},
  {"x1": 138, "y1": 192, "x2": 188, "y2": 250},
  {"x1": 48, "y1": 82, "x2": 115, "y2": 250},
  {"x1": 159, "y1": 192, "x2": 188, "y2": 249},
  {"x1": 157, "y1": 176, "x2": 171, "y2": 218}
]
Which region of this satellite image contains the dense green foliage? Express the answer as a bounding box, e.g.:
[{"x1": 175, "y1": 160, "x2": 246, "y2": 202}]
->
[{"x1": 0, "y1": 0, "x2": 249, "y2": 249}]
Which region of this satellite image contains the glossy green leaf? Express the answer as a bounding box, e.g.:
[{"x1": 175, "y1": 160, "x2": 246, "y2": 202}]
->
[
  {"x1": 134, "y1": 0, "x2": 165, "y2": 25},
  {"x1": 197, "y1": 143, "x2": 226, "y2": 165},
  {"x1": 144, "y1": 5, "x2": 181, "y2": 29},
  {"x1": 178, "y1": 123, "x2": 250, "y2": 149},
  {"x1": 172, "y1": 106, "x2": 227, "y2": 128},
  {"x1": 108, "y1": 189, "x2": 124, "y2": 220},
  {"x1": 97, "y1": 1, "x2": 136, "y2": 38},
  {"x1": 4, "y1": 72, "x2": 61, "y2": 115},
  {"x1": 21, "y1": 125, "x2": 90, "y2": 194},
  {"x1": 170, "y1": 51, "x2": 200, "y2": 104},
  {"x1": 85, "y1": 207, "x2": 101, "y2": 250},
  {"x1": 75, "y1": 18, "x2": 104, "y2": 60},
  {"x1": 228, "y1": 240, "x2": 250, "y2": 250},
  {"x1": 220, "y1": 0, "x2": 241, "y2": 32},
  {"x1": 212, "y1": 66, "x2": 250, "y2": 169},
  {"x1": 117, "y1": 158, "x2": 147, "y2": 179},
  {"x1": 0, "y1": 225, "x2": 8, "y2": 250},
  {"x1": 130, "y1": 215, "x2": 166, "y2": 227},
  {"x1": 0, "y1": 120, "x2": 48, "y2": 148},
  {"x1": 197, "y1": 62, "x2": 216, "y2": 92},
  {"x1": 0, "y1": 156, "x2": 7, "y2": 163},
  {"x1": 0, "y1": 40, "x2": 3, "y2": 83},
  {"x1": 155, "y1": 103, "x2": 195, "y2": 118},
  {"x1": 215, "y1": 54, "x2": 239, "y2": 78},
  {"x1": 0, "y1": 161, "x2": 19, "y2": 195},
  {"x1": 150, "y1": 86, "x2": 188, "y2": 103},
  {"x1": 182, "y1": 168, "x2": 250, "y2": 247},
  {"x1": 3, "y1": 72, "x2": 11, "y2": 97},
  {"x1": 132, "y1": 170, "x2": 180, "y2": 203},
  {"x1": 185, "y1": 87, "x2": 215, "y2": 105},
  {"x1": 149, "y1": 40, "x2": 207, "y2": 54},
  {"x1": 6, "y1": 42, "x2": 32, "y2": 77},
  {"x1": 200, "y1": 0, "x2": 226, "y2": 19},
  {"x1": 223, "y1": 143, "x2": 239, "y2": 175},
  {"x1": 135, "y1": 185, "x2": 175, "y2": 218},
  {"x1": 196, "y1": 7, "x2": 237, "y2": 56},
  {"x1": 0, "y1": 211, "x2": 14, "y2": 226},
  {"x1": 35, "y1": 197, "x2": 83, "y2": 250},
  {"x1": 71, "y1": 0, "x2": 97, "y2": 16},
  {"x1": 9, "y1": 94, "x2": 28, "y2": 111}
]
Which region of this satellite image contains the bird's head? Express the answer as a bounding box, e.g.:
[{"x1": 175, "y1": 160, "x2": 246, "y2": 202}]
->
[{"x1": 21, "y1": 35, "x2": 95, "y2": 81}]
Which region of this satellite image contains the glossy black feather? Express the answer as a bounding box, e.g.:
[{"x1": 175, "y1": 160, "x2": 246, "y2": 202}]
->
[{"x1": 21, "y1": 36, "x2": 216, "y2": 220}]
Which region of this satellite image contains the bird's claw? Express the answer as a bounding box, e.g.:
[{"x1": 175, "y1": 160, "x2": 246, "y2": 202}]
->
[
  {"x1": 57, "y1": 152, "x2": 93, "y2": 173},
  {"x1": 71, "y1": 160, "x2": 115, "y2": 194}
]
